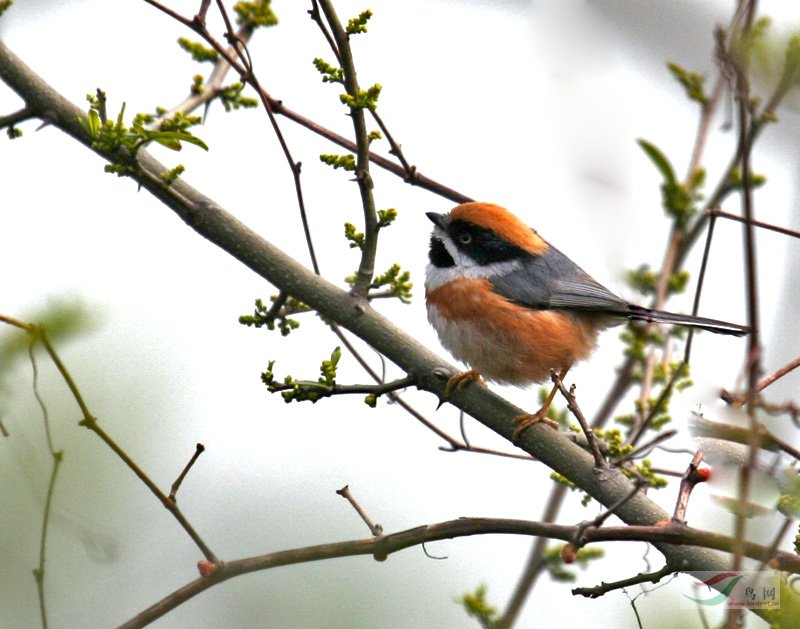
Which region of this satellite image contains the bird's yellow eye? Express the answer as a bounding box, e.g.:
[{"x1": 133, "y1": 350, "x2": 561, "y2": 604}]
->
[{"x1": 458, "y1": 232, "x2": 472, "y2": 245}]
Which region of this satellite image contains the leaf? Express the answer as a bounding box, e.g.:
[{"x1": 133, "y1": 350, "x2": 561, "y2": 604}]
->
[
  {"x1": 146, "y1": 130, "x2": 209, "y2": 151},
  {"x1": 87, "y1": 109, "x2": 101, "y2": 136},
  {"x1": 116, "y1": 102, "x2": 127, "y2": 130},
  {"x1": 330, "y1": 346, "x2": 341, "y2": 368},
  {"x1": 154, "y1": 138, "x2": 183, "y2": 151},
  {"x1": 636, "y1": 139, "x2": 677, "y2": 186}
]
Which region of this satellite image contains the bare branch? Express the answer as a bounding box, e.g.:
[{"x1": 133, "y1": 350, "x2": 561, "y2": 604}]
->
[
  {"x1": 0, "y1": 105, "x2": 33, "y2": 130},
  {"x1": 170, "y1": 443, "x2": 206, "y2": 502},
  {"x1": 0, "y1": 315, "x2": 219, "y2": 564},
  {"x1": 672, "y1": 451, "x2": 707, "y2": 523},
  {"x1": 709, "y1": 208, "x2": 800, "y2": 240},
  {"x1": 316, "y1": 0, "x2": 378, "y2": 297},
  {"x1": 572, "y1": 563, "x2": 676, "y2": 599},
  {"x1": 551, "y1": 371, "x2": 607, "y2": 468},
  {"x1": 337, "y1": 485, "x2": 383, "y2": 538},
  {"x1": 118, "y1": 517, "x2": 800, "y2": 627},
  {"x1": 691, "y1": 411, "x2": 800, "y2": 461}
]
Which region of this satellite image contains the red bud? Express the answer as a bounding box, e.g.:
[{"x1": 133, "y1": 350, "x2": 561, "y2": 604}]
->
[
  {"x1": 560, "y1": 543, "x2": 577, "y2": 564},
  {"x1": 197, "y1": 560, "x2": 216, "y2": 578},
  {"x1": 695, "y1": 466, "x2": 711, "y2": 482}
]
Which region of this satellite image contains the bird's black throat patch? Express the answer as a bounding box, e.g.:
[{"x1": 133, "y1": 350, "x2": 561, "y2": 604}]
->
[{"x1": 428, "y1": 236, "x2": 455, "y2": 267}]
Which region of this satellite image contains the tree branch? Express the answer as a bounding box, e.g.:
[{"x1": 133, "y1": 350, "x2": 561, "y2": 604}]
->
[
  {"x1": 572, "y1": 563, "x2": 676, "y2": 599},
  {"x1": 316, "y1": 0, "x2": 379, "y2": 297},
  {"x1": 118, "y1": 517, "x2": 800, "y2": 627}
]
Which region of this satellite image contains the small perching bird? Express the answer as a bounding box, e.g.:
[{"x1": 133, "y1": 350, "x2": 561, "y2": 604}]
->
[{"x1": 424, "y1": 202, "x2": 748, "y2": 437}]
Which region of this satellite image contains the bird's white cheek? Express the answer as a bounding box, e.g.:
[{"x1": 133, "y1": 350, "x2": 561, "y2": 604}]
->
[
  {"x1": 425, "y1": 259, "x2": 523, "y2": 293},
  {"x1": 425, "y1": 264, "x2": 461, "y2": 292}
]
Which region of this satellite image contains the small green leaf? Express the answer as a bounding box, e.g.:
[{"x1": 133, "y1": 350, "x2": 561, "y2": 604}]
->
[
  {"x1": 148, "y1": 130, "x2": 209, "y2": 151},
  {"x1": 330, "y1": 346, "x2": 342, "y2": 368},
  {"x1": 116, "y1": 102, "x2": 126, "y2": 130},
  {"x1": 87, "y1": 109, "x2": 101, "y2": 136},
  {"x1": 637, "y1": 138, "x2": 676, "y2": 186}
]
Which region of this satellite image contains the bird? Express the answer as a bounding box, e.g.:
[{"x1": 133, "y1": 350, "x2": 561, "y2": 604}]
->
[{"x1": 424, "y1": 202, "x2": 749, "y2": 440}]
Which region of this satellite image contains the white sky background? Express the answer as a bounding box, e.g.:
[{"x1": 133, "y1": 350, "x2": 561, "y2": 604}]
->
[{"x1": 1, "y1": 0, "x2": 800, "y2": 627}]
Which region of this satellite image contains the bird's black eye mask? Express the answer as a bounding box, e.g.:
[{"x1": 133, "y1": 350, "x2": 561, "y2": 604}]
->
[
  {"x1": 428, "y1": 236, "x2": 455, "y2": 267},
  {"x1": 447, "y1": 219, "x2": 534, "y2": 265}
]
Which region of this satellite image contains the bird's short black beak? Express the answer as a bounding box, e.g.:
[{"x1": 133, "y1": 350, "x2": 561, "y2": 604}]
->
[{"x1": 426, "y1": 212, "x2": 446, "y2": 228}]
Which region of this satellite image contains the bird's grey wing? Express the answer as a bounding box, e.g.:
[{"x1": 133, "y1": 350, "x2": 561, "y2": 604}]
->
[
  {"x1": 548, "y1": 277, "x2": 628, "y2": 312},
  {"x1": 491, "y1": 245, "x2": 628, "y2": 313}
]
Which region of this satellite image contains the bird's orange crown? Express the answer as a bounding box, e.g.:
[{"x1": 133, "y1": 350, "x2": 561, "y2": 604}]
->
[{"x1": 449, "y1": 202, "x2": 548, "y2": 256}]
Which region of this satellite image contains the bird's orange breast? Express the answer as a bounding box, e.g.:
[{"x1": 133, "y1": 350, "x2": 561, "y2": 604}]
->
[{"x1": 426, "y1": 277, "x2": 599, "y2": 384}]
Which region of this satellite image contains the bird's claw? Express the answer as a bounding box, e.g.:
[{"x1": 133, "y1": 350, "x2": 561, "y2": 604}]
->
[
  {"x1": 512, "y1": 411, "x2": 559, "y2": 443},
  {"x1": 444, "y1": 370, "x2": 485, "y2": 398}
]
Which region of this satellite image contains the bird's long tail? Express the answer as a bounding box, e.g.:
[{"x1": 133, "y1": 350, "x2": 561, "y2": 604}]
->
[{"x1": 626, "y1": 305, "x2": 749, "y2": 337}]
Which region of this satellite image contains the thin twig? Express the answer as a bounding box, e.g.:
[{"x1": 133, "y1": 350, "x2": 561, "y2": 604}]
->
[
  {"x1": 307, "y1": 1, "x2": 342, "y2": 65},
  {"x1": 155, "y1": 25, "x2": 254, "y2": 124},
  {"x1": 574, "y1": 480, "x2": 648, "y2": 545},
  {"x1": 336, "y1": 485, "x2": 383, "y2": 537},
  {"x1": 267, "y1": 375, "x2": 415, "y2": 397},
  {"x1": 141, "y1": 0, "x2": 472, "y2": 206},
  {"x1": 438, "y1": 441, "x2": 536, "y2": 461},
  {"x1": 316, "y1": 0, "x2": 378, "y2": 297},
  {"x1": 721, "y1": 12, "x2": 762, "y2": 622},
  {"x1": 684, "y1": 209, "x2": 718, "y2": 363},
  {"x1": 629, "y1": 362, "x2": 688, "y2": 448},
  {"x1": 551, "y1": 371, "x2": 606, "y2": 468},
  {"x1": 709, "y1": 208, "x2": 800, "y2": 240},
  {"x1": 615, "y1": 430, "x2": 678, "y2": 464},
  {"x1": 497, "y1": 485, "x2": 568, "y2": 629},
  {"x1": 28, "y1": 341, "x2": 62, "y2": 629},
  {"x1": 2, "y1": 316, "x2": 220, "y2": 564},
  {"x1": 369, "y1": 108, "x2": 419, "y2": 184},
  {"x1": 648, "y1": 467, "x2": 688, "y2": 478},
  {"x1": 572, "y1": 563, "x2": 676, "y2": 599},
  {"x1": 754, "y1": 355, "x2": 800, "y2": 391},
  {"x1": 685, "y1": 75, "x2": 727, "y2": 181},
  {"x1": 170, "y1": 443, "x2": 206, "y2": 501},
  {"x1": 330, "y1": 324, "x2": 531, "y2": 462},
  {"x1": 690, "y1": 412, "x2": 800, "y2": 461},
  {"x1": 0, "y1": 105, "x2": 34, "y2": 130},
  {"x1": 756, "y1": 516, "x2": 794, "y2": 572},
  {"x1": 672, "y1": 451, "x2": 706, "y2": 523}
]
